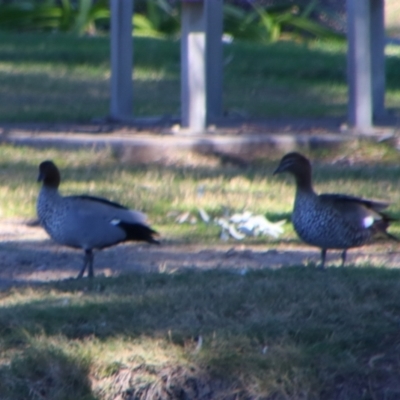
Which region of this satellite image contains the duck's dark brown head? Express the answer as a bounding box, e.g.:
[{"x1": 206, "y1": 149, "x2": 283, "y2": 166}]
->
[
  {"x1": 38, "y1": 160, "x2": 61, "y2": 188},
  {"x1": 273, "y1": 152, "x2": 313, "y2": 191}
]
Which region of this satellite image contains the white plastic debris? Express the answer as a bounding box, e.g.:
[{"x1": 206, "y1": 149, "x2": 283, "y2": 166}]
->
[
  {"x1": 198, "y1": 208, "x2": 211, "y2": 223},
  {"x1": 195, "y1": 335, "x2": 203, "y2": 353},
  {"x1": 230, "y1": 211, "x2": 252, "y2": 224},
  {"x1": 217, "y1": 211, "x2": 286, "y2": 241},
  {"x1": 171, "y1": 208, "x2": 286, "y2": 241},
  {"x1": 228, "y1": 224, "x2": 246, "y2": 240},
  {"x1": 176, "y1": 211, "x2": 191, "y2": 224},
  {"x1": 215, "y1": 217, "x2": 230, "y2": 230},
  {"x1": 238, "y1": 215, "x2": 286, "y2": 238}
]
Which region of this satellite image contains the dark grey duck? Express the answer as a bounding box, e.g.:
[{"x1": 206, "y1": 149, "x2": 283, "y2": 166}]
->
[
  {"x1": 273, "y1": 152, "x2": 397, "y2": 268},
  {"x1": 37, "y1": 160, "x2": 159, "y2": 278}
]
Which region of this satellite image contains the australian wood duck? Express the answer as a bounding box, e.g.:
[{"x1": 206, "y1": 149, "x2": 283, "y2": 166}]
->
[
  {"x1": 37, "y1": 160, "x2": 159, "y2": 278},
  {"x1": 273, "y1": 152, "x2": 397, "y2": 268}
]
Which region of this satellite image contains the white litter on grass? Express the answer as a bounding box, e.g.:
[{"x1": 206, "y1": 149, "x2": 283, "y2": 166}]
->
[
  {"x1": 217, "y1": 212, "x2": 285, "y2": 240},
  {"x1": 195, "y1": 335, "x2": 203, "y2": 353},
  {"x1": 230, "y1": 211, "x2": 252, "y2": 224},
  {"x1": 237, "y1": 214, "x2": 286, "y2": 238},
  {"x1": 176, "y1": 211, "x2": 191, "y2": 224},
  {"x1": 198, "y1": 208, "x2": 211, "y2": 223},
  {"x1": 173, "y1": 209, "x2": 286, "y2": 241}
]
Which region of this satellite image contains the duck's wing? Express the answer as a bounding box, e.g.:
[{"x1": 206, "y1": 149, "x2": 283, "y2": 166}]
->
[
  {"x1": 319, "y1": 194, "x2": 390, "y2": 212},
  {"x1": 61, "y1": 195, "x2": 158, "y2": 247},
  {"x1": 68, "y1": 195, "x2": 148, "y2": 224},
  {"x1": 319, "y1": 194, "x2": 397, "y2": 238}
]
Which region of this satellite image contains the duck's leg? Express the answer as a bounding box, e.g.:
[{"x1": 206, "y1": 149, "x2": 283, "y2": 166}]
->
[
  {"x1": 77, "y1": 249, "x2": 93, "y2": 279},
  {"x1": 319, "y1": 249, "x2": 327, "y2": 269},
  {"x1": 86, "y1": 250, "x2": 94, "y2": 278},
  {"x1": 340, "y1": 250, "x2": 347, "y2": 267}
]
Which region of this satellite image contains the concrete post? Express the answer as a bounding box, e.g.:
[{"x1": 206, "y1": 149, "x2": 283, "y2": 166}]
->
[
  {"x1": 181, "y1": 0, "x2": 223, "y2": 132},
  {"x1": 181, "y1": 1, "x2": 206, "y2": 131},
  {"x1": 110, "y1": 0, "x2": 133, "y2": 121},
  {"x1": 346, "y1": 0, "x2": 372, "y2": 131}
]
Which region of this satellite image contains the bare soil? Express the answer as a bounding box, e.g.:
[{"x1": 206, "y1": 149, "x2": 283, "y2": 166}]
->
[{"x1": 1, "y1": 218, "x2": 399, "y2": 288}]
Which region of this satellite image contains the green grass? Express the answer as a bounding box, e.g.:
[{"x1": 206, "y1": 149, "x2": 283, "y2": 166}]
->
[
  {"x1": 2, "y1": 140, "x2": 400, "y2": 241},
  {"x1": 1, "y1": 267, "x2": 400, "y2": 399},
  {"x1": 2, "y1": 32, "x2": 400, "y2": 399},
  {"x1": 1, "y1": 32, "x2": 399, "y2": 122},
  {"x1": 1, "y1": 142, "x2": 400, "y2": 398}
]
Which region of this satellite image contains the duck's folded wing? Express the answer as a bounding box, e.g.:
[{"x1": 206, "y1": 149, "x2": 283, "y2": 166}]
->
[
  {"x1": 59, "y1": 196, "x2": 154, "y2": 248},
  {"x1": 319, "y1": 194, "x2": 390, "y2": 212},
  {"x1": 319, "y1": 194, "x2": 394, "y2": 231},
  {"x1": 68, "y1": 195, "x2": 148, "y2": 224}
]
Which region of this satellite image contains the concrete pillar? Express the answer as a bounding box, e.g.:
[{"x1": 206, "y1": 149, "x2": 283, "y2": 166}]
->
[
  {"x1": 181, "y1": 0, "x2": 223, "y2": 132},
  {"x1": 110, "y1": 0, "x2": 133, "y2": 121},
  {"x1": 346, "y1": 0, "x2": 372, "y2": 131},
  {"x1": 181, "y1": 1, "x2": 206, "y2": 131}
]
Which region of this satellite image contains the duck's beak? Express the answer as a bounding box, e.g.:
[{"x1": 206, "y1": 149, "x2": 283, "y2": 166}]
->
[{"x1": 273, "y1": 164, "x2": 284, "y2": 175}]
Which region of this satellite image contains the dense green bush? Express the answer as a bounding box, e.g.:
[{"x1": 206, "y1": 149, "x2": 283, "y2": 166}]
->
[
  {"x1": 224, "y1": 1, "x2": 343, "y2": 43},
  {"x1": 0, "y1": 0, "x2": 110, "y2": 34},
  {"x1": 0, "y1": 0, "x2": 342, "y2": 42}
]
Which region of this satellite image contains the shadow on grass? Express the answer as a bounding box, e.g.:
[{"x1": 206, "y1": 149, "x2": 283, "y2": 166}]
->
[
  {"x1": 3, "y1": 150, "x2": 400, "y2": 184},
  {"x1": 1, "y1": 265, "x2": 400, "y2": 399},
  {"x1": 0, "y1": 70, "x2": 180, "y2": 123},
  {"x1": 1, "y1": 32, "x2": 399, "y2": 123},
  {"x1": 0, "y1": 344, "x2": 94, "y2": 400}
]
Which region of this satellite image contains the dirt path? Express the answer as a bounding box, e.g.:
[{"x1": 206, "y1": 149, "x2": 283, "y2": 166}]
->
[{"x1": 0, "y1": 218, "x2": 399, "y2": 288}]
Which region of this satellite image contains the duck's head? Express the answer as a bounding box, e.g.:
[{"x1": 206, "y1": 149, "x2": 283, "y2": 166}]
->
[
  {"x1": 38, "y1": 160, "x2": 61, "y2": 188},
  {"x1": 273, "y1": 152, "x2": 313, "y2": 189}
]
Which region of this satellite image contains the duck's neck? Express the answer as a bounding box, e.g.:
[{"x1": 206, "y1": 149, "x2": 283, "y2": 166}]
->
[
  {"x1": 293, "y1": 171, "x2": 315, "y2": 195},
  {"x1": 39, "y1": 185, "x2": 61, "y2": 201}
]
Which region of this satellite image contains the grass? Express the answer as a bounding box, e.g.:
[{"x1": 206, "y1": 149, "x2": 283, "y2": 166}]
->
[
  {"x1": 1, "y1": 267, "x2": 400, "y2": 399},
  {"x1": 1, "y1": 32, "x2": 400, "y2": 121},
  {"x1": 1, "y1": 140, "x2": 400, "y2": 241},
  {"x1": 0, "y1": 141, "x2": 399, "y2": 397},
  {"x1": 1, "y1": 32, "x2": 400, "y2": 399}
]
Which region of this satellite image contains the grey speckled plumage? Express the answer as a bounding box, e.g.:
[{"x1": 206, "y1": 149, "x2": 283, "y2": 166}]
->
[
  {"x1": 273, "y1": 152, "x2": 397, "y2": 268},
  {"x1": 37, "y1": 160, "x2": 159, "y2": 278}
]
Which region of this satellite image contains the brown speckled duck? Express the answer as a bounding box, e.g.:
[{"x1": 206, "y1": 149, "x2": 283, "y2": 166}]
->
[
  {"x1": 37, "y1": 160, "x2": 159, "y2": 278},
  {"x1": 273, "y1": 152, "x2": 397, "y2": 268}
]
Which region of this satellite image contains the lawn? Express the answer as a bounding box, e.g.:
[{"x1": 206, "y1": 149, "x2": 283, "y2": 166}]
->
[
  {"x1": 1, "y1": 32, "x2": 399, "y2": 122},
  {"x1": 2, "y1": 267, "x2": 400, "y2": 399},
  {"x1": 0, "y1": 140, "x2": 400, "y2": 398},
  {"x1": 1, "y1": 32, "x2": 400, "y2": 399}
]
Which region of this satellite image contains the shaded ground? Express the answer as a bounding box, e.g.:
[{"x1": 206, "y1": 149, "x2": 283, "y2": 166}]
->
[
  {"x1": 0, "y1": 114, "x2": 398, "y2": 136},
  {"x1": 1, "y1": 218, "x2": 399, "y2": 288}
]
